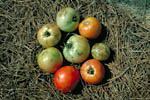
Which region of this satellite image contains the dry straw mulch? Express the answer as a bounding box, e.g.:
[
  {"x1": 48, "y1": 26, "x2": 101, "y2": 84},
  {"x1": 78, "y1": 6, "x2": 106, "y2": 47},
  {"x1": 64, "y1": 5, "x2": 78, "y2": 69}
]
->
[{"x1": 0, "y1": 0, "x2": 150, "y2": 100}]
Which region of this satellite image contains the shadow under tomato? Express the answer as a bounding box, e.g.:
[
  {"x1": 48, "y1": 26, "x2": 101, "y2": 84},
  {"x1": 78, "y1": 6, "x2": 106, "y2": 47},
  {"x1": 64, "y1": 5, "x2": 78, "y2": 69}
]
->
[
  {"x1": 97, "y1": 64, "x2": 112, "y2": 85},
  {"x1": 71, "y1": 79, "x2": 83, "y2": 94},
  {"x1": 96, "y1": 49, "x2": 115, "y2": 85},
  {"x1": 102, "y1": 48, "x2": 115, "y2": 64},
  {"x1": 79, "y1": 15, "x2": 85, "y2": 23},
  {"x1": 55, "y1": 30, "x2": 68, "y2": 51}
]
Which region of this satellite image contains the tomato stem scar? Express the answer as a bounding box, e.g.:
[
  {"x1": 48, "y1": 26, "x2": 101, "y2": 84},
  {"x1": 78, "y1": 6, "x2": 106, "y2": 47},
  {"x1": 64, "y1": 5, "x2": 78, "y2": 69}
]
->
[
  {"x1": 88, "y1": 67, "x2": 94, "y2": 74},
  {"x1": 45, "y1": 30, "x2": 51, "y2": 37},
  {"x1": 65, "y1": 43, "x2": 72, "y2": 49},
  {"x1": 72, "y1": 16, "x2": 77, "y2": 22}
]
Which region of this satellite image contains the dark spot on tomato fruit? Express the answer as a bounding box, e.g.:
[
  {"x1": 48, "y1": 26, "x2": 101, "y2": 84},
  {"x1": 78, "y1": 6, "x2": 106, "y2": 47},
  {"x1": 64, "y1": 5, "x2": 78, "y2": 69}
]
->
[
  {"x1": 72, "y1": 16, "x2": 77, "y2": 22},
  {"x1": 77, "y1": 51, "x2": 83, "y2": 56}
]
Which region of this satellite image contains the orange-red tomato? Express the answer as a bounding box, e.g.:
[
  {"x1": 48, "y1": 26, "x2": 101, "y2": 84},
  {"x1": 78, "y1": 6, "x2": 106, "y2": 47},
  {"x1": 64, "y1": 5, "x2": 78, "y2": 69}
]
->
[
  {"x1": 79, "y1": 17, "x2": 102, "y2": 39},
  {"x1": 54, "y1": 66, "x2": 80, "y2": 93},
  {"x1": 80, "y1": 59, "x2": 105, "y2": 84}
]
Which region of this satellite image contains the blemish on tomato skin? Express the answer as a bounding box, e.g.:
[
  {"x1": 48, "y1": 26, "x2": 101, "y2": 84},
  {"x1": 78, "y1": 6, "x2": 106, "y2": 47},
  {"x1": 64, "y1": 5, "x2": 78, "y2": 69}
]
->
[
  {"x1": 57, "y1": 76, "x2": 59, "y2": 81},
  {"x1": 72, "y1": 16, "x2": 77, "y2": 22},
  {"x1": 77, "y1": 51, "x2": 83, "y2": 56},
  {"x1": 84, "y1": 21, "x2": 89, "y2": 25},
  {"x1": 72, "y1": 69, "x2": 75, "y2": 72},
  {"x1": 64, "y1": 85, "x2": 66, "y2": 88}
]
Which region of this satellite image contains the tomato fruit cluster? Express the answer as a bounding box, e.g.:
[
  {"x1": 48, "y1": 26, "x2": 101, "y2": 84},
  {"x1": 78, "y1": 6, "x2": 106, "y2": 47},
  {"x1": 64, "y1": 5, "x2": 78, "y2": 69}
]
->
[{"x1": 36, "y1": 7, "x2": 111, "y2": 93}]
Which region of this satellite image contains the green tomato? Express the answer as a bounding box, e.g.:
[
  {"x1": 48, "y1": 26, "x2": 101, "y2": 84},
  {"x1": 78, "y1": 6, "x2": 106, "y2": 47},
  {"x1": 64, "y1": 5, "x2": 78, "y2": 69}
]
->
[
  {"x1": 63, "y1": 35, "x2": 90, "y2": 63},
  {"x1": 56, "y1": 7, "x2": 80, "y2": 32},
  {"x1": 37, "y1": 24, "x2": 61, "y2": 48},
  {"x1": 91, "y1": 43, "x2": 110, "y2": 61},
  {"x1": 37, "y1": 47, "x2": 63, "y2": 73}
]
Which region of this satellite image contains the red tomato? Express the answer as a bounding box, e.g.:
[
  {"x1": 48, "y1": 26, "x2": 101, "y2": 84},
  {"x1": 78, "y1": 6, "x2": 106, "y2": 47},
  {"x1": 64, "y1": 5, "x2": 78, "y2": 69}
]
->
[
  {"x1": 54, "y1": 66, "x2": 80, "y2": 93},
  {"x1": 80, "y1": 59, "x2": 105, "y2": 84},
  {"x1": 79, "y1": 17, "x2": 102, "y2": 39}
]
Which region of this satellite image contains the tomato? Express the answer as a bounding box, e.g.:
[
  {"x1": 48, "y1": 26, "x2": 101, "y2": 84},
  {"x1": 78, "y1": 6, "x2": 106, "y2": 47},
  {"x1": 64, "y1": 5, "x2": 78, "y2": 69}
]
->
[
  {"x1": 79, "y1": 17, "x2": 102, "y2": 39},
  {"x1": 54, "y1": 66, "x2": 80, "y2": 93},
  {"x1": 37, "y1": 47, "x2": 63, "y2": 73},
  {"x1": 63, "y1": 35, "x2": 90, "y2": 63},
  {"x1": 37, "y1": 24, "x2": 61, "y2": 48},
  {"x1": 91, "y1": 43, "x2": 110, "y2": 61},
  {"x1": 80, "y1": 59, "x2": 105, "y2": 84},
  {"x1": 56, "y1": 7, "x2": 80, "y2": 32}
]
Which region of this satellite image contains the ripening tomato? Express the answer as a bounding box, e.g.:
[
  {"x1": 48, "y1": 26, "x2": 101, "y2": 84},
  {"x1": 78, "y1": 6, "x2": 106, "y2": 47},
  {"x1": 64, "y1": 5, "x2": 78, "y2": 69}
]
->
[
  {"x1": 91, "y1": 43, "x2": 110, "y2": 61},
  {"x1": 80, "y1": 59, "x2": 105, "y2": 84},
  {"x1": 37, "y1": 47, "x2": 63, "y2": 73},
  {"x1": 37, "y1": 24, "x2": 61, "y2": 48},
  {"x1": 54, "y1": 66, "x2": 80, "y2": 93},
  {"x1": 56, "y1": 7, "x2": 80, "y2": 32},
  {"x1": 79, "y1": 17, "x2": 102, "y2": 39},
  {"x1": 63, "y1": 35, "x2": 90, "y2": 63}
]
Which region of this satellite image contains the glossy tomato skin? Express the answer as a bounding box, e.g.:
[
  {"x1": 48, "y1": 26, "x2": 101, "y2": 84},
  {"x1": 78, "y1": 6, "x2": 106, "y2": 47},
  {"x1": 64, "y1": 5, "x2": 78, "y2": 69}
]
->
[
  {"x1": 63, "y1": 35, "x2": 90, "y2": 63},
  {"x1": 37, "y1": 24, "x2": 61, "y2": 48},
  {"x1": 79, "y1": 17, "x2": 102, "y2": 39},
  {"x1": 54, "y1": 66, "x2": 80, "y2": 93},
  {"x1": 37, "y1": 47, "x2": 63, "y2": 73},
  {"x1": 91, "y1": 43, "x2": 110, "y2": 61},
  {"x1": 56, "y1": 7, "x2": 80, "y2": 32},
  {"x1": 80, "y1": 59, "x2": 105, "y2": 84}
]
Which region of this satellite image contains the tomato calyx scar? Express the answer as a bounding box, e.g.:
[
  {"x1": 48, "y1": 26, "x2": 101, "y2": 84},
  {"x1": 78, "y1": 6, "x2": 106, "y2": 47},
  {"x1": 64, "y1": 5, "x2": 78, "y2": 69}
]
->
[
  {"x1": 72, "y1": 16, "x2": 77, "y2": 22},
  {"x1": 45, "y1": 30, "x2": 51, "y2": 37},
  {"x1": 65, "y1": 43, "x2": 72, "y2": 49},
  {"x1": 88, "y1": 67, "x2": 94, "y2": 75}
]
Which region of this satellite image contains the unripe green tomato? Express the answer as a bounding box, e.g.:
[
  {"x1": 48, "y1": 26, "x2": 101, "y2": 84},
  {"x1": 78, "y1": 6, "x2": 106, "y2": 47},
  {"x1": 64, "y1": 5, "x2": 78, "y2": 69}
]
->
[
  {"x1": 56, "y1": 7, "x2": 80, "y2": 32},
  {"x1": 91, "y1": 43, "x2": 110, "y2": 61},
  {"x1": 37, "y1": 47, "x2": 63, "y2": 73},
  {"x1": 37, "y1": 24, "x2": 61, "y2": 48},
  {"x1": 63, "y1": 35, "x2": 90, "y2": 63}
]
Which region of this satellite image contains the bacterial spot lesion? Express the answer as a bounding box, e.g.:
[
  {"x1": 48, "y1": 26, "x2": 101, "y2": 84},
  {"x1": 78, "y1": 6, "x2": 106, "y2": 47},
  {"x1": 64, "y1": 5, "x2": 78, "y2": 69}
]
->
[
  {"x1": 84, "y1": 21, "x2": 89, "y2": 25},
  {"x1": 77, "y1": 51, "x2": 83, "y2": 56}
]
